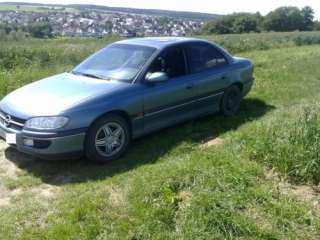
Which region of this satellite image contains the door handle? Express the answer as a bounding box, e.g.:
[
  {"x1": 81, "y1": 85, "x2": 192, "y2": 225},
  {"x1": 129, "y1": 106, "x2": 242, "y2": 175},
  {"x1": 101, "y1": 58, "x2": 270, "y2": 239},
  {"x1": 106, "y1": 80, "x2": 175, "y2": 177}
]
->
[{"x1": 186, "y1": 83, "x2": 194, "y2": 90}]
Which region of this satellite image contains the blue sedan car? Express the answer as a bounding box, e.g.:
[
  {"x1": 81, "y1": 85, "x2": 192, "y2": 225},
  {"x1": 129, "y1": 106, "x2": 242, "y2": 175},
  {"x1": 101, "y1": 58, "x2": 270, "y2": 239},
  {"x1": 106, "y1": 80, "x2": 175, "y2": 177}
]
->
[{"x1": 0, "y1": 37, "x2": 254, "y2": 163}]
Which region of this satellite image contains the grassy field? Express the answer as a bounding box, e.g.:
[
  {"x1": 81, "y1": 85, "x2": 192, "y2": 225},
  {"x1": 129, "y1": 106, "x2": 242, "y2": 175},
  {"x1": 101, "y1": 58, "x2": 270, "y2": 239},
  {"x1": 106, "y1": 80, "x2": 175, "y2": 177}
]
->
[
  {"x1": 203, "y1": 31, "x2": 320, "y2": 53},
  {"x1": 0, "y1": 33, "x2": 320, "y2": 239}
]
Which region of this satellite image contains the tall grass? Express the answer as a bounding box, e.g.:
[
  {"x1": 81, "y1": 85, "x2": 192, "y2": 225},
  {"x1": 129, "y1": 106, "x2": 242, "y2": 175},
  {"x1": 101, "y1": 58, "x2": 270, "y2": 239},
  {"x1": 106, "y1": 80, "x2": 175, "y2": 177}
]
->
[
  {"x1": 0, "y1": 37, "x2": 120, "y2": 98},
  {"x1": 1, "y1": 31, "x2": 320, "y2": 71},
  {"x1": 203, "y1": 31, "x2": 320, "y2": 54},
  {"x1": 0, "y1": 37, "x2": 118, "y2": 71},
  {"x1": 246, "y1": 106, "x2": 320, "y2": 184}
]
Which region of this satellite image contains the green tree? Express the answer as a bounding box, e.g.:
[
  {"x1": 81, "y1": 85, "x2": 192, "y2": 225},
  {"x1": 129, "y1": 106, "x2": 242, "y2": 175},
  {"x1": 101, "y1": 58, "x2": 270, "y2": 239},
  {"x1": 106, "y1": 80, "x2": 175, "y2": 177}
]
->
[
  {"x1": 202, "y1": 16, "x2": 234, "y2": 34},
  {"x1": 202, "y1": 13, "x2": 261, "y2": 34},
  {"x1": 28, "y1": 22, "x2": 53, "y2": 38},
  {"x1": 232, "y1": 13, "x2": 262, "y2": 33},
  {"x1": 264, "y1": 7, "x2": 304, "y2": 32},
  {"x1": 158, "y1": 17, "x2": 170, "y2": 27},
  {"x1": 301, "y1": 6, "x2": 314, "y2": 31},
  {"x1": 104, "y1": 20, "x2": 113, "y2": 31},
  {"x1": 263, "y1": 6, "x2": 315, "y2": 32}
]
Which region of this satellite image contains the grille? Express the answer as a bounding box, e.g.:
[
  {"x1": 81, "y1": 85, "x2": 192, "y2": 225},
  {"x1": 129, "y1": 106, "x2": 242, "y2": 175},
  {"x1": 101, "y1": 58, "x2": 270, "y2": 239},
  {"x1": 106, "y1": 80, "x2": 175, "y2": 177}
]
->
[{"x1": 0, "y1": 109, "x2": 26, "y2": 131}]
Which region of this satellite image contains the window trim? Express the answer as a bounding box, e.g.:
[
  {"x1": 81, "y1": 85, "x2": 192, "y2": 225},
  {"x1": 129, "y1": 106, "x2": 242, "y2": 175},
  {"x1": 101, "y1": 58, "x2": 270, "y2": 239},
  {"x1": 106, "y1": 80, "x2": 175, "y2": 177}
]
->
[
  {"x1": 186, "y1": 41, "x2": 229, "y2": 75},
  {"x1": 141, "y1": 44, "x2": 189, "y2": 82}
]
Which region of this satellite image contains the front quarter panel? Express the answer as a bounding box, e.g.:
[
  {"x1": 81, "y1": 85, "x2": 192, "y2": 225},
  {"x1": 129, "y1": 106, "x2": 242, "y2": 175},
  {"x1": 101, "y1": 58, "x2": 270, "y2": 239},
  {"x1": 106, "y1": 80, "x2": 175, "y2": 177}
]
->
[{"x1": 61, "y1": 83, "x2": 145, "y2": 138}]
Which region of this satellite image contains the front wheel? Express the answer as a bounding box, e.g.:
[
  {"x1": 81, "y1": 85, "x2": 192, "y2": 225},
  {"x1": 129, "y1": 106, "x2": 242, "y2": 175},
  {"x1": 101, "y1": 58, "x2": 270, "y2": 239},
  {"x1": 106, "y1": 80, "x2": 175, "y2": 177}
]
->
[
  {"x1": 220, "y1": 85, "x2": 242, "y2": 116},
  {"x1": 85, "y1": 114, "x2": 130, "y2": 163}
]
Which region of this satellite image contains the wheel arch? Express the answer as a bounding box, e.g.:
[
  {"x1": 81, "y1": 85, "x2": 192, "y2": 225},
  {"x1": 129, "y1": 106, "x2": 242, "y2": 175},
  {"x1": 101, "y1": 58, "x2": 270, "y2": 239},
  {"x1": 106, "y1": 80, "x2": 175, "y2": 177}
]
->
[
  {"x1": 87, "y1": 110, "x2": 133, "y2": 138},
  {"x1": 220, "y1": 82, "x2": 243, "y2": 116},
  {"x1": 232, "y1": 82, "x2": 243, "y2": 92},
  {"x1": 231, "y1": 82, "x2": 243, "y2": 93}
]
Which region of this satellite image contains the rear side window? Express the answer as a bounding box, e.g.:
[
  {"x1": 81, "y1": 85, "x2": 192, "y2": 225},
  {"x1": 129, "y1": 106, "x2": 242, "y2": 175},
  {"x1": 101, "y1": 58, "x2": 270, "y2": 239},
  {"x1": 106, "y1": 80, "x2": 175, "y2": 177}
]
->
[{"x1": 187, "y1": 42, "x2": 227, "y2": 74}]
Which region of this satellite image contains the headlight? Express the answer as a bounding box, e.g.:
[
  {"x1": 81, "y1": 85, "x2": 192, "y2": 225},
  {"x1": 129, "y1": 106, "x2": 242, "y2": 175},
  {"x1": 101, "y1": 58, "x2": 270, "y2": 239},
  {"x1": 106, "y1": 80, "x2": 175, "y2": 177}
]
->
[{"x1": 25, "y1": 116, "x2": 69, "y2": 130}]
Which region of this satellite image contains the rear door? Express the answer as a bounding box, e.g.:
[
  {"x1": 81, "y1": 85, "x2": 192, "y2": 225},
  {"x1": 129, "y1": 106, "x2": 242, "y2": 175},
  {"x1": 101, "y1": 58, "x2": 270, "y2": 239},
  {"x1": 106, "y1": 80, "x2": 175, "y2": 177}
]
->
[
  {"x1": 142, "y1": 45, "x2": 198, "y2": 133},
  {"x1": 186, "y1": 42, "x2": 231, "y2": 115}
]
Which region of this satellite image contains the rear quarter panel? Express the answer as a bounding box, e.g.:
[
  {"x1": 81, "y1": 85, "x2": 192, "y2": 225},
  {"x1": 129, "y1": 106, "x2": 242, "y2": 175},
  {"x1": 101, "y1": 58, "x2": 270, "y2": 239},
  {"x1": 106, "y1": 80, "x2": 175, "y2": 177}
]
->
[{"x1": 230, "y1": 57, "x2": 254, "y2": 96}]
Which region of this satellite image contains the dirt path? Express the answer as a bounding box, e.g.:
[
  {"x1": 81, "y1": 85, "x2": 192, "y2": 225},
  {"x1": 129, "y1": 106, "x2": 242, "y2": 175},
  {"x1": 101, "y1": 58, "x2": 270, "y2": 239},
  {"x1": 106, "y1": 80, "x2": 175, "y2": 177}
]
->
[
  {"x1": 265, "y1": 169, "x2": 320, "y2": 207},
  {"x1": 200, "y1": 137, "x2": 224, "y2": 148},
  {"x1": 0, "y1": 141, "x2": 22, "y2": 179},
  {"x1": 0, "y1": 141, "x2": 60, "y2": 207}
]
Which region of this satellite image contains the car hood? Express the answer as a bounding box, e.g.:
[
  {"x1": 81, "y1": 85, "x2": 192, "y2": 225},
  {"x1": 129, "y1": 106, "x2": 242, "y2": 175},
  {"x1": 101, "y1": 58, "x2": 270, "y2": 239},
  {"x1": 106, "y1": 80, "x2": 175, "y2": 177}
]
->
[{"x1": 0, "y1": 72, "x2": 127, "y2": 119}]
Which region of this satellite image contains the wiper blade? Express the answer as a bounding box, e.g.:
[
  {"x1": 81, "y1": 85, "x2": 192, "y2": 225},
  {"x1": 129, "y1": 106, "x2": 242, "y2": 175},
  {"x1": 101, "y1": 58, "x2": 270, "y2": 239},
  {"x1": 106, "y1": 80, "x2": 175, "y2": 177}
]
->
[
  {"x1": 71, "y1": 71, "x2": 104, "y2": 80},
  {"x1": 81, "y1": 73, "x2": 104, "y2": 80}
]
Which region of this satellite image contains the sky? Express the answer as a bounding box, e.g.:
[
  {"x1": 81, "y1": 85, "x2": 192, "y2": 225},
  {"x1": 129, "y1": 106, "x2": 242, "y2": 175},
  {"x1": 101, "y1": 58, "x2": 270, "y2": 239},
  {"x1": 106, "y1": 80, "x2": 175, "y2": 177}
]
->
[{"x1": 2, "y1": 0, "x2": 320, "y2": 20}]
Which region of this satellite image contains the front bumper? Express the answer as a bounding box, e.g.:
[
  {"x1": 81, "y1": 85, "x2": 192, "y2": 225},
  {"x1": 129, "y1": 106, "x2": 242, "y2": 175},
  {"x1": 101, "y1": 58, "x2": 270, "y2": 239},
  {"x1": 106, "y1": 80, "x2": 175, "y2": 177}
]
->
[{"x1": 0, "y1": 123, "x2": 85, "y2": 160}]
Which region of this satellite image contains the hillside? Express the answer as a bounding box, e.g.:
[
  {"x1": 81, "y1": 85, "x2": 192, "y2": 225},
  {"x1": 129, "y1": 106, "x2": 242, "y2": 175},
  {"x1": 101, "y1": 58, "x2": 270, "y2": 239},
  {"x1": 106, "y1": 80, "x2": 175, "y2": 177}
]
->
[
  {"x1": 0, "y1": 2, "x2": 217, "y2": 37},
  {"x1": 0, "y1": 2, "x2": 220, "y2": 20}
]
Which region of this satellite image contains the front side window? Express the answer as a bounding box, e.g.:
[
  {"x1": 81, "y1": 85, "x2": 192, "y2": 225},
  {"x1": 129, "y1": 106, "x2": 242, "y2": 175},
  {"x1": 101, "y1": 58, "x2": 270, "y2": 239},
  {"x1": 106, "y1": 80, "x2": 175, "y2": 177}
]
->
[
  {"x1": 187, "y1": 42, "x2": 227, "y2": 74},
  {"x1": 147, "y1": 46, "x2": 187, "y2": 79},
  {"x1": 73, "y1": 44, "x2": 156, "y2": 82}
]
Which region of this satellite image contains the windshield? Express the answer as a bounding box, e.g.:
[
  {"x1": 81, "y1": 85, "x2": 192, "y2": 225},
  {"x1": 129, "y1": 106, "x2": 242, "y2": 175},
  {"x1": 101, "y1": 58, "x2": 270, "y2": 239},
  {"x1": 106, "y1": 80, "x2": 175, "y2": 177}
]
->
[{"x1": 73, "y1": 44, "x2": 156, "y2": 82}]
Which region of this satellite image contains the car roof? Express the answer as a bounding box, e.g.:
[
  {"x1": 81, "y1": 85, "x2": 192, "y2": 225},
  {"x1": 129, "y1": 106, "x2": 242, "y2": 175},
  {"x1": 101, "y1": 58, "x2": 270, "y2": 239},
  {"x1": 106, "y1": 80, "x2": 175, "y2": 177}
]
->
[{"x1": 114, "y1": 37, "x2": 210, "y2": 49}]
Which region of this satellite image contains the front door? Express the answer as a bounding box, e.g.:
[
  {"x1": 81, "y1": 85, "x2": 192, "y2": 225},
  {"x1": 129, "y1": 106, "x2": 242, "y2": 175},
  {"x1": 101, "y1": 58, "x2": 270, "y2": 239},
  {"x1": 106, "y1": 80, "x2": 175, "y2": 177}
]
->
[{"x1": 142, "y1": 45, "x2": 197, "y2": 133}]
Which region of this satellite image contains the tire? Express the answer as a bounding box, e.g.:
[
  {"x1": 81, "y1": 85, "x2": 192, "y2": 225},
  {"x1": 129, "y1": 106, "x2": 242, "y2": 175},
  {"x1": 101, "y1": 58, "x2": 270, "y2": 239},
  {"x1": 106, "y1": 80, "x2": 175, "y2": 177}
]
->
[
  {"x1": 220, "y1": 85, "x2": 242, "y2": 116},
  {"x1": 84, "y1": 114, "x2": 130, "y2": 163}
]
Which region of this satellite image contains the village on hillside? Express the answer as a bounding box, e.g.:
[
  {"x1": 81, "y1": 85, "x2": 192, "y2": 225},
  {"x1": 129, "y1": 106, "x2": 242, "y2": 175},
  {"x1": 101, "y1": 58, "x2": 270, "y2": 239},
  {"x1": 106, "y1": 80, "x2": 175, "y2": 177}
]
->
[{"x1": 0, "y1": 10, "x2": 204, "y2": 37}]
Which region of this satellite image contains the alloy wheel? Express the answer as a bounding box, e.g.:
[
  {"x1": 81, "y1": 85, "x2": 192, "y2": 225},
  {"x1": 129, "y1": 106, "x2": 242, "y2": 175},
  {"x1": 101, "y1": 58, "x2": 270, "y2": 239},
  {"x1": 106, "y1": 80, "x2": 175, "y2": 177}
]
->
[{"x1": 95, "y1": 122, "x2": 125, "y2": 157}]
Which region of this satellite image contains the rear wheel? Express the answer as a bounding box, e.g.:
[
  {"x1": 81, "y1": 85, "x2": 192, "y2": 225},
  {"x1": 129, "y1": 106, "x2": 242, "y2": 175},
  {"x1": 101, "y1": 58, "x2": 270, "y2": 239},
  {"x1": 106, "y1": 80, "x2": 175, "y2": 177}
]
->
[
  {"x1": 85, "y1": 114, "x2": 130, "y2": 163},
  {"x1": 221, "y1": 85, "x2": 242, "y2": 116}
]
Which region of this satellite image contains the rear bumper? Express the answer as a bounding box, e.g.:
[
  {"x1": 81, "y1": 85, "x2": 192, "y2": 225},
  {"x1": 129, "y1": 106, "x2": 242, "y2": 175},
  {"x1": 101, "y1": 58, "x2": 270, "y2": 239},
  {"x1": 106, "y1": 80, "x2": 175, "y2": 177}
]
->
[
  {"x1": 0, "y1": 123, "x2": 85, "y2": 160},
  {"x1": 242, "y1": 78, "x2": 254, "y2": 97}
]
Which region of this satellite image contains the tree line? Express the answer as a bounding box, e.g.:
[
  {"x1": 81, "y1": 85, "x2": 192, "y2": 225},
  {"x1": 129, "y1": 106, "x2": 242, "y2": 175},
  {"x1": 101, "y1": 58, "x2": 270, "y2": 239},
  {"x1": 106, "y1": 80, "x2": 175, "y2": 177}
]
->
[
  {"x1": 202, "y1": 6, "x2": 319, "y2": 34},
  {"x1": 0, "y1": 21, "x2": 53, "y2": 39}
]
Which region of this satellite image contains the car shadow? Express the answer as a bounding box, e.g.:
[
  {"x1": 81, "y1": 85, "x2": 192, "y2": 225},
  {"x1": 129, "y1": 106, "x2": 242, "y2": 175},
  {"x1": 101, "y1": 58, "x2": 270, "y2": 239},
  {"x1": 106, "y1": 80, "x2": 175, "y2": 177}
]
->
[{"x1": 4, "y1": 98, "x2": 275, "y2": 186}]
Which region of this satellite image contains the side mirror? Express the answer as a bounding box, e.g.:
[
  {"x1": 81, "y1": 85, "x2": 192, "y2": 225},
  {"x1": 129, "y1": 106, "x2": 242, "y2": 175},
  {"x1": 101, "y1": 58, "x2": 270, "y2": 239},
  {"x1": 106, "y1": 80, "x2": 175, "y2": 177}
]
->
[{"x1": 145, "y1": 72, "x2": 169, "y2": 83}]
